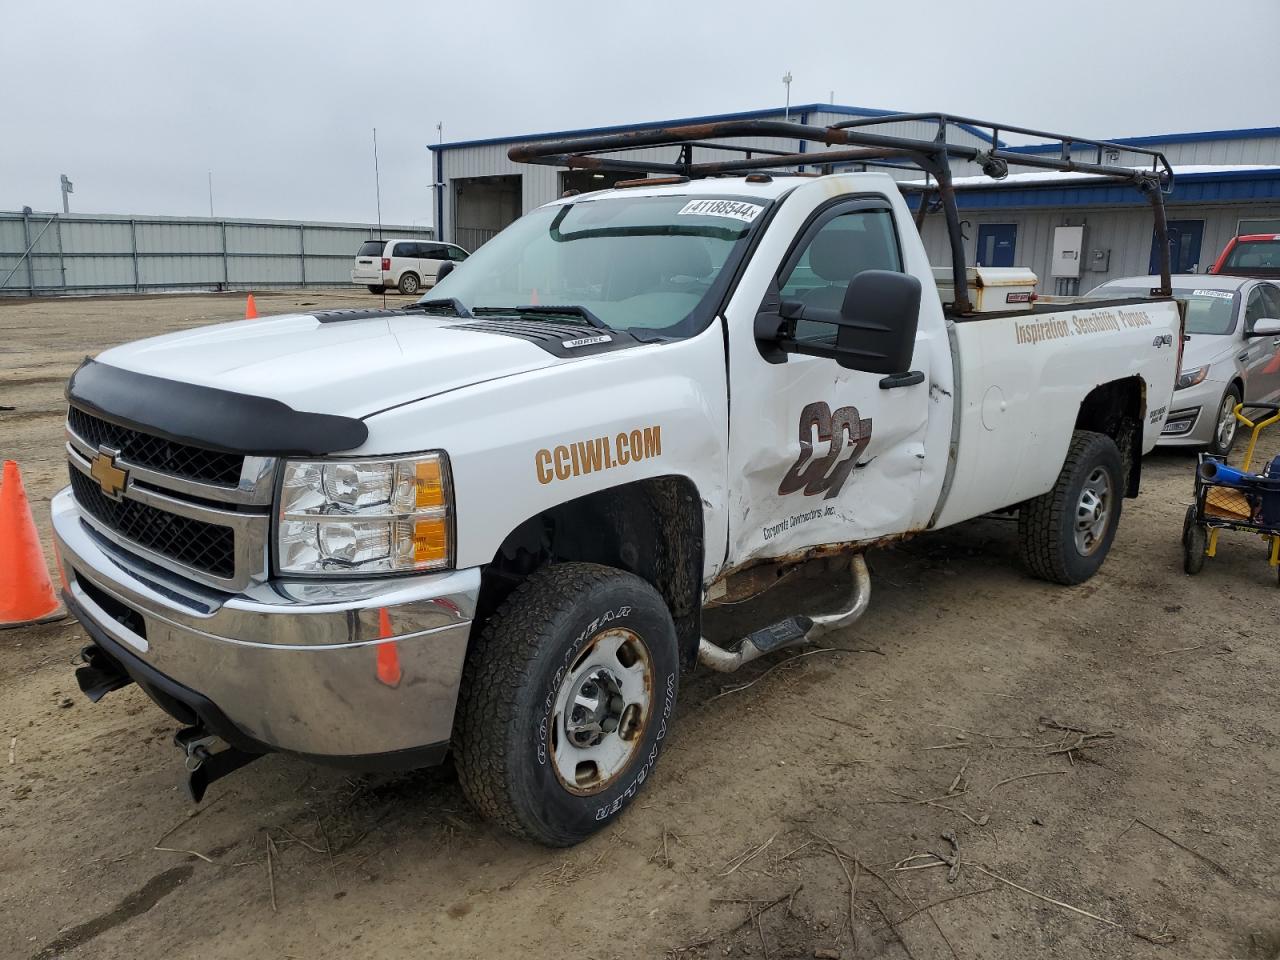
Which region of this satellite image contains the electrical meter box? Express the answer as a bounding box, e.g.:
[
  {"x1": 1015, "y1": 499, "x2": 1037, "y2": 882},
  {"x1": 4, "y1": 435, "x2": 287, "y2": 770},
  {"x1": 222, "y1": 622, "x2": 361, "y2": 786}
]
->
[{"x1": 1051, "y1": 226, "x2": 1085, "y2": 278}]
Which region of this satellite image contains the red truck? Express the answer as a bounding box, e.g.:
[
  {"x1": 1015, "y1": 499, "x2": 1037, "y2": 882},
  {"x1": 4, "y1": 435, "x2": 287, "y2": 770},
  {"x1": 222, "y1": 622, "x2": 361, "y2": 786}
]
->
[{"x1": 1211, "y1": 234, "x2": 1280, "y2": 278}]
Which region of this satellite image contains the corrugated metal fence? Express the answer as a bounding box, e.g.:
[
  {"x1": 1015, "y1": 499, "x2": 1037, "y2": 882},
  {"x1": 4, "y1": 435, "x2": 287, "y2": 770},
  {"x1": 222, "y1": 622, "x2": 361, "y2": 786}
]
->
[{"x1": 0, "y1": 210, "x2": 433, "y2": 296}]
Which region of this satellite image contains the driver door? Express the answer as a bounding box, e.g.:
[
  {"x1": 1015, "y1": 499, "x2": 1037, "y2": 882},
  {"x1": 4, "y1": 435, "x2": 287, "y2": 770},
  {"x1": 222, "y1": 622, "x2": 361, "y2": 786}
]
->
[
  {"x1": 1244, "y1": 285, "x2": 1280, "y2": 403},
  {"x1": 724, "y1": 196, "x2": 948, "y2": 568}
]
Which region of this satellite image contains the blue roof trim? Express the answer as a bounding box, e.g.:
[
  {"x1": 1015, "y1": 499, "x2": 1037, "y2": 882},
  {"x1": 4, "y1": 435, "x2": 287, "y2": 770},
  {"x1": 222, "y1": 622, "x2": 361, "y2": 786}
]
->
[
  {"x1": 428, "y1": 103, "x2": 996, "y2": 152},
  {"x1": 904, "y1": 169, "x2": 1280, "y2": 211},
  {"x1": 1007, "y1": 125, "x2": 1280, "y2": 155}
]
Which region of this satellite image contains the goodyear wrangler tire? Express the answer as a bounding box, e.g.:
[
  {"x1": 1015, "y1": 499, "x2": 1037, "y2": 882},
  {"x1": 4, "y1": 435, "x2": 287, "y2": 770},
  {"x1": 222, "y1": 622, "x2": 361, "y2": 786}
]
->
[
  {"x1": 1018, "y1": 430, "x2": 1124, "y2": 585},
  {"x1": 454, "y1": 562, "x2": 679, "y2": 846}
]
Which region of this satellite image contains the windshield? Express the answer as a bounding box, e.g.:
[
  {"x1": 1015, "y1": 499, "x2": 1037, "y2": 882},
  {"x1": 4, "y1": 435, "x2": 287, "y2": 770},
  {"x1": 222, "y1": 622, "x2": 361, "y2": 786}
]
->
[
  {"x1": 1097, "y1": 285, "x2": 1237, "y2": 335},
  {"x1": 357, "y1": 240, "x2": 384, "y2": 257},
  {"x1": 1224, "y1": 237, "x2": 1280, "y2": 271},
  {"x1": 419, "y1": 194, "x2": 768, "y2": 335}
]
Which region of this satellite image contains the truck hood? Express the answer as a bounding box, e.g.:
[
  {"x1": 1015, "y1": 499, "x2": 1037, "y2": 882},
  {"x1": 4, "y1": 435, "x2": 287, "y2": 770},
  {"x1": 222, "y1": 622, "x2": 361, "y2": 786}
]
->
[
  {"x1": 94, "y1": 311, "x2": 560, "y2": 418},
  {"x1": 1180, "y1": 333, "x2": 1239, "y2": 371}
]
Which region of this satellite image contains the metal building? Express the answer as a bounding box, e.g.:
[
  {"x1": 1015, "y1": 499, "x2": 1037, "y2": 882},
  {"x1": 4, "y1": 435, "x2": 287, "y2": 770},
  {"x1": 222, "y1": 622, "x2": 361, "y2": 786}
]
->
[
  {"x1": 0, "y1": 211, "x2": 433, "y2": 297},
  {"x1": 915, "y1": 127, "x2": 1280, "y2": 294},
  {"x1": 429, "y1": 103, "x2": 995, "y2": 251}
]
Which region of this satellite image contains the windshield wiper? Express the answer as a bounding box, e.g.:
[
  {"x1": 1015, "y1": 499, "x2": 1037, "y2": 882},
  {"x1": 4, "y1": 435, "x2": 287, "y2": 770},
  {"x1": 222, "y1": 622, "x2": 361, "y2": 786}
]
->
[
  {"x1": 472, "y1": 304, "x2": 609, "y2": 330},
  {"x1": 404, "y1": 298, "x2": 472, "y2": 318}
]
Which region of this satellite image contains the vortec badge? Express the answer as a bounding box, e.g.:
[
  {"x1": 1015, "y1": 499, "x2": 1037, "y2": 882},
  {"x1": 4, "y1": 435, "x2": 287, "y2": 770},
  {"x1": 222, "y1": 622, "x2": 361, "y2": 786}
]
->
[
  {"x1": 562, "y1": 335, "x2": 611, "y2": 348},
  {"x1": 90, "y1": 448, "x2": 128, "y2": 500}
]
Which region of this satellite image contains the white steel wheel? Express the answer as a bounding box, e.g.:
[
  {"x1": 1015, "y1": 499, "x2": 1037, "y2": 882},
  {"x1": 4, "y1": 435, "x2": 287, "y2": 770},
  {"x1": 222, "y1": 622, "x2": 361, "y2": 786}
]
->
[
  {"x1": 1073, "y1": 466, "x2": 1113, "y2": 557},
  {"x1": 550, "y1": 627, "x2": 653, "y2": 795}
]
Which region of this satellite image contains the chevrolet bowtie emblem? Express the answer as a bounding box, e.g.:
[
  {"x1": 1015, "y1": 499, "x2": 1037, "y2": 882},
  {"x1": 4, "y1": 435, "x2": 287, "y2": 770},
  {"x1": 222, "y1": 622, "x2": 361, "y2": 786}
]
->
[{"x1": 90, "y1": 449, "x2": 128, "y2": 500}]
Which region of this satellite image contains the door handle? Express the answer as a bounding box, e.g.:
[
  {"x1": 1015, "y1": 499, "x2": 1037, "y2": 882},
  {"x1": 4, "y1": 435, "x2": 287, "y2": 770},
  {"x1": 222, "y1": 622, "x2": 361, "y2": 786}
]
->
[
  {"x1": 1238, "y1": 352, "x2": 1250, "y2": 362},
  {"x1": 879, "y1": 370, "x2": 925, "y2": 390}
]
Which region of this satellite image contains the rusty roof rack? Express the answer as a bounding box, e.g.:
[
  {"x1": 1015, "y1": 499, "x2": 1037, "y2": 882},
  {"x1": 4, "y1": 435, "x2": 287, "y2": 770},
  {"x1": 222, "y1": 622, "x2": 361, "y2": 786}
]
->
[{"x1": 508, "y1": 113, "x2": 1176, "y2": 312}]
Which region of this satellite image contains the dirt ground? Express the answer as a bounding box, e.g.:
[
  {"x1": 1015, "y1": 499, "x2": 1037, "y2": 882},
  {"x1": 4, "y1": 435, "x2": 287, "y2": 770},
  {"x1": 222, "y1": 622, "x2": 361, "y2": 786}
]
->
[{"x1": 2, "y1": 291, "x2": 1279, "y2": 960}]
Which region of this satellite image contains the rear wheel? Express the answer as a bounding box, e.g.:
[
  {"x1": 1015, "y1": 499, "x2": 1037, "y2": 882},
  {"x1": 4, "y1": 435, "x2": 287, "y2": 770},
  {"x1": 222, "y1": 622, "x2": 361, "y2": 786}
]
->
[
  {"x1": 454, "y1": 563, "x2": 679, "y2": 846},
  {"x1": 1019, "y1": 431, "x2": 1124, "y2": 585},
  {"x1": 366, "y1": 285, "x2": 386, "y2": 294},
  {"x1": 1182, "y1": 504, "x2": 1207, "y2": 575},
  {"x1": 397, "y1": 272, "x2": 420, "y2": 295},
  {"x1": 1206, "y1": 387, "x2": 1241, "y2": 458}
]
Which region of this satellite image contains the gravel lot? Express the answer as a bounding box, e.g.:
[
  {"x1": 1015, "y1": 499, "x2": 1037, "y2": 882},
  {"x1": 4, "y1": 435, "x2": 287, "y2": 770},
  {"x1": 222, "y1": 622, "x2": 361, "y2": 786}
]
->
[{"x1": 2, "y1": 291, "x2": 1279, "y2": 960}]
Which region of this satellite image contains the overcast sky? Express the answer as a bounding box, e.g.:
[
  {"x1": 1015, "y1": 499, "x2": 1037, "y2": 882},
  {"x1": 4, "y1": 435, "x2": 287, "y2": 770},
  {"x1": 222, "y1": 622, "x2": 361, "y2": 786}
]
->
[{"x1": 3, "y1": 0, "x2": 1277, "y2": 226}]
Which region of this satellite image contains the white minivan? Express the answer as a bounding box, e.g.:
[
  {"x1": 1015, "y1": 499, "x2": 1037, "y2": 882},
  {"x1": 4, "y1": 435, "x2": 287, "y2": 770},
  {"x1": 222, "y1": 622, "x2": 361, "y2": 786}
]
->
[{"x1": 351, "y1": 238, "x2": 469, "y2": 295}]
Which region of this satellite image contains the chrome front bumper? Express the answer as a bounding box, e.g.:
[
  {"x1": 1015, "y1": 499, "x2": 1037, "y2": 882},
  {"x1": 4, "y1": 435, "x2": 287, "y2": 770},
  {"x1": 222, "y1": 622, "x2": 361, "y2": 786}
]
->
[{"x1": 51, "y1": 486, "x2": 479, "y2": 763}]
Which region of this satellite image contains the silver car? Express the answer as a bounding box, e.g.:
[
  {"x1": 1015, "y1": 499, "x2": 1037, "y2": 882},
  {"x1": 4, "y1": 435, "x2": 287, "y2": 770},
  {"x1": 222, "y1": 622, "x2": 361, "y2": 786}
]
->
[{"x1": 1089, "y1": 275, "x2": 1280, "y2": 455}]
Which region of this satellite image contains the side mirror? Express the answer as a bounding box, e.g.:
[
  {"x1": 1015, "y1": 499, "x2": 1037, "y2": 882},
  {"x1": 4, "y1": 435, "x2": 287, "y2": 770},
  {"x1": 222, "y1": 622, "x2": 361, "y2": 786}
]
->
[
  {"x1": 436, "y1": 260, "x2": 456, "y2": 283},
  {"x1": 833, "y1": 270, "x2": 922, "y2": 374},
  {"x1": 755, "y1": 270, "x2": 921, "y2": 374},
  {"x1": 1248, "y1": 317, "x2": 1280, "y2": 337}
]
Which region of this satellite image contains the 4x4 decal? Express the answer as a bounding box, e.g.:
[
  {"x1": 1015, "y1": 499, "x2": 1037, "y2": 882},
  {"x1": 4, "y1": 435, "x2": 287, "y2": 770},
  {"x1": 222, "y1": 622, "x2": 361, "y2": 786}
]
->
[{"x1": 778, "y1": 402, "x2": 872, "y2": 500}]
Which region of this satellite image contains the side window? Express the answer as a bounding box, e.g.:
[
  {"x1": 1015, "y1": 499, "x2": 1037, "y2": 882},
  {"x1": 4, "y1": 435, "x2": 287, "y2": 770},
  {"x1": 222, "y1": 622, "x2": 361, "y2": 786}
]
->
[
  {"x1": 392, "y1": 242, "x2": 416, "y2": 258},
  {"x1": 448, "y1": 245, "x2": 469, "y2": 262},
  {"x1": 421, "y1": 243, "x2": 447, "y2": 260},
  {"x1": 778, "y1": 207, "x2": 902, "y2": 343},
  {"x1": 1245, "y1": 288, "x2": 1268, "y2": 331},
  {"x1": 1260, "y1": 285, "x2": 1280, "y2": 320}
]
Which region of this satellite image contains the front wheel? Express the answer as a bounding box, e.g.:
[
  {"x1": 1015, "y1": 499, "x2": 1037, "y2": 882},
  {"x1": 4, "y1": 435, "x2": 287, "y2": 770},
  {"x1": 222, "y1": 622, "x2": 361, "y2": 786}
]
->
[
  {"x1": 1206, "y1": 387, "x2": 1242, "y2": 458},
  {"x1": 454, "y1": 563, "x2": 679, "y2": 846},
  {"x1": 1018, "y1": 431, "x2": 1124, "y2": 585}
]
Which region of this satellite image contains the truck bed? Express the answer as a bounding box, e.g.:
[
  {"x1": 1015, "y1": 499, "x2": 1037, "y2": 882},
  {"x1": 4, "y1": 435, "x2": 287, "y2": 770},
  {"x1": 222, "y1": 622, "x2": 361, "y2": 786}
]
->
[{"x1": 931, "y1": 294, "x2": 1183, "y2": 529}]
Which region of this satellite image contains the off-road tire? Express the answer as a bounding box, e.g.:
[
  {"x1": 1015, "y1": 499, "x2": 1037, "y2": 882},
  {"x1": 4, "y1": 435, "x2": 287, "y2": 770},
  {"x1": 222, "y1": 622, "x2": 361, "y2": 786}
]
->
[
  {"x1": 1206, "y1": 387, "x2": 1242, "y2": 458},
  {"x1": 454, "y1": 562, "x2": 679, "y2": 846},
  {"x1": 1182, "y1": 504, "x2": 1207, "y2": 575},
  {"x1": 1018, "y1": 430, "x2": 1124, "y2": 585},
  {"x1": 366, "y1": 285, "x2": 386, "y2": 294},
  {"x1": 397, "y1": 272, "x2": 420, "y2": 295}
]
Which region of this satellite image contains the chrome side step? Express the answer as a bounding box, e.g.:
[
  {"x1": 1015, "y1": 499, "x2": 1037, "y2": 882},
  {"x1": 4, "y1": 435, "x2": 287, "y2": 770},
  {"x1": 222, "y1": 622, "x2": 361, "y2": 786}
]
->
[{"x1": 697, "y1": 554, "x2": 871, "y2": 673}]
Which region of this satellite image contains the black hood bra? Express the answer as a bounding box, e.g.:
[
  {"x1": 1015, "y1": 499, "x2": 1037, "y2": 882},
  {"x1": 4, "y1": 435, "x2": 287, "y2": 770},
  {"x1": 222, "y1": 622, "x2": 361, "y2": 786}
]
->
[{"x1": 66, "y1": 358, "x2": 368, "y2": 457}]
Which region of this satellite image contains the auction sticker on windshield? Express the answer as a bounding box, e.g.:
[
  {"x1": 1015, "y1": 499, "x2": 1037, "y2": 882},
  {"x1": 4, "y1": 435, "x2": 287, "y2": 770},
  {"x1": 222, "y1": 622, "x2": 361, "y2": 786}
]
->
[
  {"x1": 677, "y1": 199, "x2": 764, "y2": 223},
  {"x1": 1192, "y1": 289, "x2": 1235, "y2": 300}
]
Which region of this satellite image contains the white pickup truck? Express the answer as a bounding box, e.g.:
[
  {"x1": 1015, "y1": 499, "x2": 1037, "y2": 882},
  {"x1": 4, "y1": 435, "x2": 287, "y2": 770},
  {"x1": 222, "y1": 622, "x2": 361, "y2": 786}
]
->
[{"x1": 56, "y1": 115, "x2": 1183, "y2": 846}]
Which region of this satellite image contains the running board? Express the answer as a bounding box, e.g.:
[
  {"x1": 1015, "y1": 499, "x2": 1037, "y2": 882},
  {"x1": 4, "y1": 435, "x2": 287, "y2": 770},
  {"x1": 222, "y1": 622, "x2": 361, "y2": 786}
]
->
[{"x1": 697, "y1": 554, "x2": 871, "y2": 673}]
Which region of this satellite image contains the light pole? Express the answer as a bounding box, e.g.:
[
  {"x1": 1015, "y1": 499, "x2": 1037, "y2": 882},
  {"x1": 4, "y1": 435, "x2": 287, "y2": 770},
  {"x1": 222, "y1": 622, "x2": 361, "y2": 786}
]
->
[
  {"x1": 782, "y1": 72, "x2": 793, "y2": 120},
  {"x1": 433, "y1": 122, "x2": 444, "y2": 241}
]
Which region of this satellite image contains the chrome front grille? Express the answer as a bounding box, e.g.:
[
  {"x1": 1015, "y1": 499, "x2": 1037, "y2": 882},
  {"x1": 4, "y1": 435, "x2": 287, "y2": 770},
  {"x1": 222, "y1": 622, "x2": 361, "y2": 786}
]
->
[{"x1": 65, "y1": 406, "x2": 275, "y2": 591}]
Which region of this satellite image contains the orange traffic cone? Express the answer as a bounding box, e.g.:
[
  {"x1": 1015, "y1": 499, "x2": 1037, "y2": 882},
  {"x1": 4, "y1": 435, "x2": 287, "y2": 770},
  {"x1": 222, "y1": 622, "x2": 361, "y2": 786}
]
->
[
  {"x1": 0, "y1": 461, "x2": 64, "y2": 629},
  {"x1": 244, "y1": 294, "x2": 258, "y2": 319}
]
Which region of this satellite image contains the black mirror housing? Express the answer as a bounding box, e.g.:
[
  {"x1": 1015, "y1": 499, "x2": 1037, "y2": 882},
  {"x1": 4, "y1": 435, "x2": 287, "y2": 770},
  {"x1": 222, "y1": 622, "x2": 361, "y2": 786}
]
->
[
  {"x1": 753, "y1": 270, "x2": 922, "y2": 375},
  {"x1": 833, "y1": 270, "x2": 922, "y2": 374}
]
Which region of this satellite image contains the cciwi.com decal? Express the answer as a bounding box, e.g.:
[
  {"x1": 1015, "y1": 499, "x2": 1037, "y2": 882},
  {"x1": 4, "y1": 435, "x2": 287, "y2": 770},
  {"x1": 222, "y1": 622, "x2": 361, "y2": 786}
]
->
[{"x1": 778, "y1": 401, "x2": 873, "y2": 500}]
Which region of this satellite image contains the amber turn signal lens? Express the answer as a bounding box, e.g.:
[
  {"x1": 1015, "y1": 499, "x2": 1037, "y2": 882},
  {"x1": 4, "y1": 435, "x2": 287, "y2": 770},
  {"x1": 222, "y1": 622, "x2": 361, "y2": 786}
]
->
[
  {"x1": 415, "y1": 459, "x2": 446, "y2": 509},
  {"x1": 412, "y1": 517, "x2": 449, "y2": 565}
]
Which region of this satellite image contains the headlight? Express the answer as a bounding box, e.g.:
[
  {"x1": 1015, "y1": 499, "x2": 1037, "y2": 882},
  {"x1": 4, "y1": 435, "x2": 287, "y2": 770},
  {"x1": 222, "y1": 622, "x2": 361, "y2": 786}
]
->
[
  {"x1": 1175, "y1": 365, "x2": 1210, "y2": 390},
  {"x1": 277, "y1": 453, "x2": 452, "y2": 575}
]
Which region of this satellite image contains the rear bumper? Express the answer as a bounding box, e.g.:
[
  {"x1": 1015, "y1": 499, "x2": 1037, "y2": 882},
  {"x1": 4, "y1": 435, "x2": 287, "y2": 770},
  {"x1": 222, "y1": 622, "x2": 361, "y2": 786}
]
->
[
  {"x1": 351, "y1": 269, "x2": 391, "y2": 285},
  {"x1": 52, "y1": 486, "x2": 479, "y2": 766}
]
